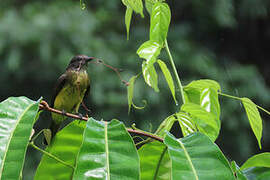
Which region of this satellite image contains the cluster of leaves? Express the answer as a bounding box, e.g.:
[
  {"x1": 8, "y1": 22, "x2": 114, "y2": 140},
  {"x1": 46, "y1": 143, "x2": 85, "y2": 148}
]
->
[{"x1": 124, "y1": 0, "x2": 265, "y2": 146}]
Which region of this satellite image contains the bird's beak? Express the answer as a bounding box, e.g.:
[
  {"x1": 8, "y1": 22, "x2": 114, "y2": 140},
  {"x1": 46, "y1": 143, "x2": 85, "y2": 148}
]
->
[{"x1": 86, "y1": 57, "x2": 95, "y2": 62}]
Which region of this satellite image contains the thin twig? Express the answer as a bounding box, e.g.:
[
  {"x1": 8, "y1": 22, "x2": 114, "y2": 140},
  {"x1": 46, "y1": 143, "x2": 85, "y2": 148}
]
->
[
  {"x1": 127, "y1": 128, "x2": 163, "y2": 142},
  {"x1": 92, "y1": 59, "x2": 129, "y2": 86}
]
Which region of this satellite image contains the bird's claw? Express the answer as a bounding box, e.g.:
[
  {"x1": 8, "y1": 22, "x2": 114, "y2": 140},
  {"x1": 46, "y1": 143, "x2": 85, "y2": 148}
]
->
[{"x1": 61, "y1": 110, "x2": 67, "y2": 116}]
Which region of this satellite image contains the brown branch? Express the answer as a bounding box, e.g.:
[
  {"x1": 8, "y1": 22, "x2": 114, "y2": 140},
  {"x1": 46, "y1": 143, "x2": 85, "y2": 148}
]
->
[
  {"x1": 127, "y1": 129, "x2": 163, "y2": 142},
  {"x1": 39, "y1": 101, "x2": 88, "y2": 121},
  {"x1": 91, "y1": 59, "x2": 129, "y2": 86},
  {"x1": 39, "y1": 100, "x2": 164, "y2": 143}
]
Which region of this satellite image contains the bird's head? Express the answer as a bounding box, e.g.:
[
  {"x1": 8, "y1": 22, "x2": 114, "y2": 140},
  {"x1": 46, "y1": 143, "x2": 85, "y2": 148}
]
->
[{"x1": 66, "y1": 55, "x2": 95, "y2": 71}]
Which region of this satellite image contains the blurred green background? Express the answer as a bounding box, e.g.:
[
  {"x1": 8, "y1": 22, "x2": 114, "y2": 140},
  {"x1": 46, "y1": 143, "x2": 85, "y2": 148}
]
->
[{"x1": 0, "y1": 0, "x2": 270, "y2": 179}]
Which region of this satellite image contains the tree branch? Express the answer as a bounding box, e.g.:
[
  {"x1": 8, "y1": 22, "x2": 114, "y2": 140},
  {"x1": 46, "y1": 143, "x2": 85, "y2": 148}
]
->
[{"x1": 39, "y1": 101, "x2": 164, "y2": 143}]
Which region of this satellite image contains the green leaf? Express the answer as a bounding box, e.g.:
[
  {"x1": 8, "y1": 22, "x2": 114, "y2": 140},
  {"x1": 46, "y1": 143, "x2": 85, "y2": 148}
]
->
[
  {"x1": 127, "y1": 75, "x2": 147, "y2": 112},
  {"x1": 156, "y1": 115, "x2": 177, "y2": 138},
  {"x1": 137, "y1": 40, "x2": 162, "y2": 65},
  {"x1": 73, "y1": 118, "x2": 140, "y2": 180},
  {"x1": 35, "y1": 120, "x2": 86, "y2": 180},
  {"x1": 122, "y1": 0, "x2": 144, "y2": 17},
  {"x1": 125, "y1": 6, "x2": 133, "y2": 40},
  {"x1": 243, "y1": 167, "x2": 270, "y2": 180},
  {"x1": 183, "y1": 80, "x2": 221, "y2": 127},
  {"x1": 241, "y1": 97, "x2": 263, "y2": 149},
  {"x1": 127, "y1": 75, "x2": 137, "y2": 113},
  {"x1": 150, "y1": 2, "x2": 171, "y2": 44},
  {"x1": 139, "y1": 141, "x2": 171, "y2": 180},
  {"x1": 164, "y1": 132, "x2": 234, "y2": 180},
  {"x1": 157, "y1": 59, "x2": 177, "y2": 104},
  {"x1": 0, "y1": 96, "x2": 40, "y2": 180},
  {"x1": 231, "y1": 161, "x2": 247, "y2": 180},
  {"x1": 241, "y1": 153, "x2": 270, "y2": 170},
  {"x1": 181, "y1": 103, "x2": 220, "y2": 141},
  {"x1": 175, "y1": 112, "x2": 197, "y2": 137},
  {"x1": 142, "y1": 61, "x2": 159, "y2": 92}
]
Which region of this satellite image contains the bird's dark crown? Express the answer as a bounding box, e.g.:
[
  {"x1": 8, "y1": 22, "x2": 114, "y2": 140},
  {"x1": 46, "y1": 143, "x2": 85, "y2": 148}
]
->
[{"x1": 66, "y1": 55, "x2": 94, "y2": 71}]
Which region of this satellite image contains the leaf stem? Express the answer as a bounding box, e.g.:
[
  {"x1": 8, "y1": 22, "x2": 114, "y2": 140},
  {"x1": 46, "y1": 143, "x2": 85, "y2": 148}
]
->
[
  {"x1": 256, "y1": 105, "x2": 270, "y2": 116},
  {"x1": 30, "y1": 129, "x2": 46, "y2": 142},
  {"x1": 218, "y1": 92, "x2": 270, "y2": 116},
  {"x1": 218, "y1": 92, "x2": 242, "y2": 101},
  {"x1": 165, "y1": 39, "x2": 185, "y2": 104},
  {"x1": 29, "y1": 142, "x2": 74, "y2": 169}
]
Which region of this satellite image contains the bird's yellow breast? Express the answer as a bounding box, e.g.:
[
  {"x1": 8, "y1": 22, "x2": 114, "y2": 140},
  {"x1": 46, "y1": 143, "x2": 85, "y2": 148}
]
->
[{"x1": 52, "y1": 70, "x2": 89, "y2": 124}]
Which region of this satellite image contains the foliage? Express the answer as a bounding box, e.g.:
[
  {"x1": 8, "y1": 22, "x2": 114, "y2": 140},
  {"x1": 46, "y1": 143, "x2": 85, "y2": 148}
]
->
[{"x1": 0, "y1": 0, "x2": 270, "y2": 179}]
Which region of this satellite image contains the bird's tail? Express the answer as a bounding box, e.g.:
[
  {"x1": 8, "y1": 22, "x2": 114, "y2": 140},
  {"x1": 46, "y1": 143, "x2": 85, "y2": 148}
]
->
[{"x1": 44, "y1": 120, "x2": 60, "y2": 145}]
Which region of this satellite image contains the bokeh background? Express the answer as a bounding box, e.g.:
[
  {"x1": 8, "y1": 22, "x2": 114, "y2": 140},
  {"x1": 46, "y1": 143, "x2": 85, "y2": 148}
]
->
[{"x1": 1, "y1": 0, "x2": 270, "y2": 179}]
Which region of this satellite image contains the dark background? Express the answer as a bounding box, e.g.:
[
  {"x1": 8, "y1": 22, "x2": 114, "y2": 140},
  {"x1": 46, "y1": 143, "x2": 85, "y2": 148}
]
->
[{"x1": 0, "y1": 0, "x2": 270, "y2": 179}]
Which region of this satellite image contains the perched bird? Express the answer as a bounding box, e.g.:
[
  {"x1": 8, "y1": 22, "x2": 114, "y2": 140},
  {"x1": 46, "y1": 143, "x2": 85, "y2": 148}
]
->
[{"x1": 46, "y1": 55, "x2": 94, "y2": 143}]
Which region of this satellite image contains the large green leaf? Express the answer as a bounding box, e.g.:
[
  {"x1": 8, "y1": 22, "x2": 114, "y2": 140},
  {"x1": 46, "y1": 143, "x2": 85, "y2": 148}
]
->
[
  {"x1": 157, "y1": 59, "x2": 177, "y2": 104},
  {"x1": 137, "y1": 40, "x2": 162, "y2": 65},
  {"x1": 73, "y1": 118, "x2": 140, "y2": 180},
  {"x1": 150, "y1": 2, "x2": 171, "y2": 44},
  {"x1": 0, "y1": 96, "x2": 40, "y2": 180},
  {"x1": 241, "y1": 153, "x2": 270, "y2": 170},
  {"x1": 142, "y1": 61, "x2": 159, "y2": 92},
  {"x1": 139, "y1": 141, "x2": 171, "y2": 180},
  {"x1": 175, "y1": 112, "x2": 197, "y2": 137},
  {"x1": 183, "y1": 79, "x2": 221, "y2": 129},
  {"x1": 241, "y1": 97, "x2": 263, "y2": 149},
  {"x1": 35, "y1": 120, "x2": 86, "y2": 180},
  {"x1": 243, "y1": 167, "x2": 270, "y2": 180},
  {"x1": 181, "y1": 103, "x2": 220, "y2": 142},
  {"x1": 122, "y1": 0, "x2": 144, "y2": 17},
  {"x1": 164, "y1": 132, "x2": 234, "y2": 180}
]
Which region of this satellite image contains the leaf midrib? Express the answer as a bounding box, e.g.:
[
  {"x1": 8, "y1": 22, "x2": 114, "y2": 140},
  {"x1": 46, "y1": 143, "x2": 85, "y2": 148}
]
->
[
  {"x1": 104, "y1": 121, "x2": 110, "y2": 180},
  {"x1": 178, "y1": 139, "x2": 199, "y2": 180}
]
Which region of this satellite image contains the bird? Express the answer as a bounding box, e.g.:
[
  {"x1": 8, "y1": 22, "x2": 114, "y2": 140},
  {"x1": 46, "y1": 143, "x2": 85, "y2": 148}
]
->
[{"x1": 46, "y1": 55, "x2": 94, "y2": 144}]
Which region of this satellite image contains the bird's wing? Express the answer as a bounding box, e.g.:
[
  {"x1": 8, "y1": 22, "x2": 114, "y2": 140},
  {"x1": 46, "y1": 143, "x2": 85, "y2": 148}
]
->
[
  {"x1": 81, "y1": 82, "x2": 91, "y2": 112},
  {"x1": 51, "y1": 73, "x2": 68, "y2": 107},
  {"x1": 83, "y1": 84, "x2": 90, "y2": 101}
]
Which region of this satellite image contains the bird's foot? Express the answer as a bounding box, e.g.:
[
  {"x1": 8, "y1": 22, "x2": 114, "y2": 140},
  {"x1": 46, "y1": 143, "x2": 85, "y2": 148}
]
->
[
  {"x1": 76, "y1": 112, "x2": 83, "y2": 119},
  {"x1": 61, "y1": 109, "x2": 67, "y2": 116}
]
